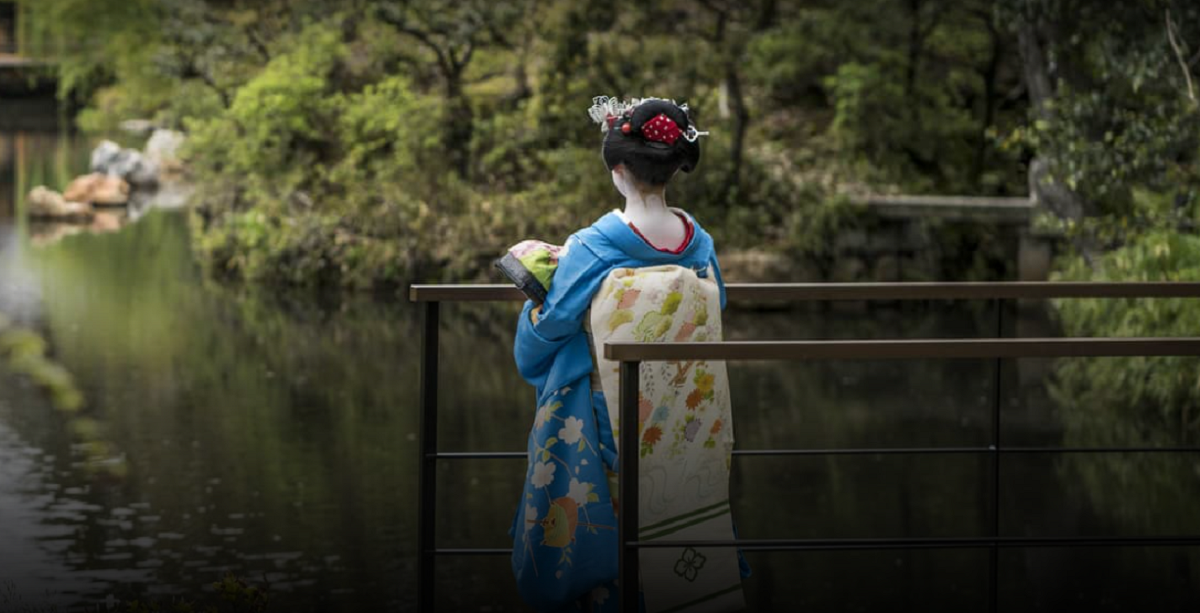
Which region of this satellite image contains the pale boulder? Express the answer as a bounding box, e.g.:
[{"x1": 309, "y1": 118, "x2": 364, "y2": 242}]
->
[
  {"x1": 26, "y1": 186, "x2": 94, "y2": 222},
  {"x1": 144, "y1": 129, "x2": 186, "y2": 174},
  {"x1": 111, "y1": 151, "x2": 159, "y2": 186},
  {"x1": 90, "y1": 141, "x2": 122, "y2": 174},
  {"x1": 58, "y1": 201, "x2": 94, "y2": 221},
  {"x1": 27, "y1": 186, "x2": 64, "y2": 215},
  {"x1": 90, "y1": 140, "x2": 159, "y2": 187},
  {"x1": 64, "y1": 173, "x2": 130, "y2": 206}
]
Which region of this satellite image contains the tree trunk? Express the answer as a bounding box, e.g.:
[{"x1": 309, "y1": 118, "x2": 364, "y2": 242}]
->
[
  {"x1": 445, "y1": 75, "x2": 472, "y2": 180},
  {"x1": 1015, "y1": 20, "x2": 1053, "y2": 119},
  {"x1": 905, "y1": 0, "x2": 923, "y2": 96},
  {"x1": 724, "y1": 60, "x2": 749, "y2": 199},
  {"x1": 1016, "y1": 19, "x2": 1092, "y2": 219},
  {"x1": 1017, "y1": 17, "x2": 1097, "y2": 266},
  {"x1": 972, "y1": 19, "x2": 1001, "y2": 191}
]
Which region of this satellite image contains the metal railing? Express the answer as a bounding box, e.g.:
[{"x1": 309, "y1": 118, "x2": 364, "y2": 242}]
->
[{"x1": 408, "y1": 281, "x2": 1200, "y2": 612}]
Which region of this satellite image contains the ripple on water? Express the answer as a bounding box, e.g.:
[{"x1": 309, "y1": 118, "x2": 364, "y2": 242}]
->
[
  {"x1": 129, "y1": 537, "x2": 156, "y2": 548},
  {"x1": 95, "y1": 553, "x2": 134, "y2": 562}
]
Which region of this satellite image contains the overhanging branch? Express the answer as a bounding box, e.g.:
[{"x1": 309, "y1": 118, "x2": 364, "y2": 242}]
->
[{"x1": 1166, "y1": 9, "x2": 1197, "y2": 106}]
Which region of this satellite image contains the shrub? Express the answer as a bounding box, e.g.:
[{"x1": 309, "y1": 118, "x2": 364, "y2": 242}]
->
[{"x1": 1052, "y1": 221, "x2": 1200, "y2": 530}]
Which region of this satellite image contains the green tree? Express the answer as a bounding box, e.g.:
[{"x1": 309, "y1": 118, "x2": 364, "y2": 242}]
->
[
  {"x1": 1002, "y1": 0, "x2": 1200, "y2": 229},
  {"x1": 28, "y1": 0, "x2": 1055, "y2": 288},
  {"x1": 375, "y1": 0, "x2": 528, "y2": 179}
]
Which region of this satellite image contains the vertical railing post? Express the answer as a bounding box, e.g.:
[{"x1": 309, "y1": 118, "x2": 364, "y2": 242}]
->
[
  {"x1": 988, "y1": 298, "x2": 1004, "y2": 613},
  {"x1": 418, "y1": 301, "x2": 440, "y2": 612},
  {"x1": 619, "y1": 359, "x2": 642, "y2": 612}
]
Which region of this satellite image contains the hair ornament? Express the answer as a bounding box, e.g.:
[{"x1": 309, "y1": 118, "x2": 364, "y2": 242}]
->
[
  {"x1": 587, "y1": 95, "x2": 710, "y2": 141},
  {"x1": 683, "y1": 125, "x2": 710, "y2": 143},
  {"x1": 643, "y1": 113, "x2": 683, "y2": 145},
  {"x1": 588, "y1": 96, "x2": 635, "y2": 133}
]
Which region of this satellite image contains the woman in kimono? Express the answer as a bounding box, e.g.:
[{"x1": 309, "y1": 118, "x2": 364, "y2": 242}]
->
[{"x1": 508, "y1": 97, "x2": 747, "y2": 613}]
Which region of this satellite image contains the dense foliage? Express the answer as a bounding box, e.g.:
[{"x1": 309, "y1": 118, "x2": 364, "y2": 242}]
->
[
  {"x1": 989, "y1": 0, "x2": 1200, "y2": 525},
  {"x1": 19, "y1": 0, "x2": 1200, "y2": 403},
  {"x1": 999, "y1": 0, "x2": 1200, "y2": 217},
  {"x1": 23, "y1": 0, "x2": 1049, "y2": 287},
  {"x1": 1052, "y1": 219, "x2": 1200, "y2": 530}
]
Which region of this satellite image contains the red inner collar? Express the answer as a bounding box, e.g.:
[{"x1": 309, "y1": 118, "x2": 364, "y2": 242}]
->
[{"x1": 627, "y1": 212, "x2": 694, "y2": 254}]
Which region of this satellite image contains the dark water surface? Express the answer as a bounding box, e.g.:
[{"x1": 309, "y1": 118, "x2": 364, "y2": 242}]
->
[{"x1": 2, "y1": 110, "x2": 1200, "y2": 612}]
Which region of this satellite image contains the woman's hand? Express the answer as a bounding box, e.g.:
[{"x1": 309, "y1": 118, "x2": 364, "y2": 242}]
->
[{"x1": 531, "y1": 304, "x2": 542, "y2": 324}]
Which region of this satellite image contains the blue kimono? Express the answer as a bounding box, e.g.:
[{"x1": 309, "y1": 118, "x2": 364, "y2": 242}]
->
[{"x1": 509, "y1": 211, "x2": 729, "y2": 612}]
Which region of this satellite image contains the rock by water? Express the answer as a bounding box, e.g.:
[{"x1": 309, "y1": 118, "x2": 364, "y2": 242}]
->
[
  {"x1": 144, "y1": 129, "x2": 186, "y2": 175},
  {"x1": 27, "y1": 187, "x2": 94, "y2": 222},
  {"x1": 89, "y1": 141, "x2": 121, "y2": 174},
  {"x1": 90, "y1": 140, "x2": 159, "y2": 187},
  {"x1": 63, "y1": 173, "x2": 130, "y2": 206}
]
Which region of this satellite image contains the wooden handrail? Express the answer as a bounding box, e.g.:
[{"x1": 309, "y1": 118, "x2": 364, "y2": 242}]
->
[
  {"x1": 603, "y1": 337, "x2": 1200, "y2": 362},
  {"x1": 408, "y1": 282, "x2": 1200, "y2": 303}
]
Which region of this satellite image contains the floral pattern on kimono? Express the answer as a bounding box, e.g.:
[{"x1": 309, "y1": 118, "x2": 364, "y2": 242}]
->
[
  {"x1": 590, "y1": 265, "x2": 745, "y2": 613},
  {"x1": 510, "y1": 210, "x2": 736, "y2": 613}
]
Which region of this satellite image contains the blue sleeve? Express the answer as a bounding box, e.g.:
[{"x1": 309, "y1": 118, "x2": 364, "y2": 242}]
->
[
  {"x1": 513, "y1": 235, "x2": 610, "y2": 389},
  {"x1": 710, "y1": 253, "x2": 727, "y2": 311}
]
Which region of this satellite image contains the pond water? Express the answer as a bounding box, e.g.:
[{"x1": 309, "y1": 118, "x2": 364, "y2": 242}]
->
[{"x1": 1, "y1": 104, "x2": 1199, "y2": 612}]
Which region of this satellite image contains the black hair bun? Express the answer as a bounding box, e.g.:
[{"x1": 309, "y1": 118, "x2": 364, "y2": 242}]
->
[{"x1": 602, "y1": 99, "x2": 701, "y2": 186}]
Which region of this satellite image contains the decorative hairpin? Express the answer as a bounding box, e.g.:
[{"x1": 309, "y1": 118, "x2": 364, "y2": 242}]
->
[
  {"x1": 587, "y1": 96, "x2": 635, "y2": 133},
  {"x1": 586, "y1": 95, "x2": 710, "y2": 142},
  {"x1": 683, "y1": 125, "x2": 710, "y2": 143}
]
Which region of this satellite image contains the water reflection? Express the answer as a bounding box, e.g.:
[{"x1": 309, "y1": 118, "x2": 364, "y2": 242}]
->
[{"x1": 0, "y1": 111, "x2": 1199, "y2": 612}]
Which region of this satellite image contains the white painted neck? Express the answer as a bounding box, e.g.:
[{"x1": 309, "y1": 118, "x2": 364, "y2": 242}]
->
[{"x1": 613, "y1": 169, "x2": 686, "y2": 250}]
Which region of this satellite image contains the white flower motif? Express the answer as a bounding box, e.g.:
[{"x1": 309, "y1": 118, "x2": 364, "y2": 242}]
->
[
  {"x1": 535, "y1": 400, "x2": 560, "y2": 427},
  {"x1": 567, "y1": 478, "x2": 591, "y2": 505},
  {"x1": 559, "y1": 416, "x2": 585, "y2": 445},
  {"x1": 524, "y1": 503, "x2": 538, "y2": 533},
  {"x1": 531, "y1": 461, "x2": 556, "y2": 488}
]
